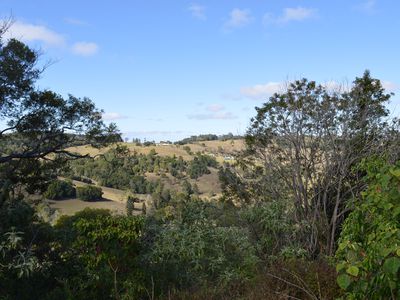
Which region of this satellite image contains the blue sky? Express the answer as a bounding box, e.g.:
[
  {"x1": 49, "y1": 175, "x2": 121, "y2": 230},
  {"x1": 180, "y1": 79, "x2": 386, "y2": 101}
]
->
[{"x1": 1, "y1": 0, "x2": 399, "y2": 141}]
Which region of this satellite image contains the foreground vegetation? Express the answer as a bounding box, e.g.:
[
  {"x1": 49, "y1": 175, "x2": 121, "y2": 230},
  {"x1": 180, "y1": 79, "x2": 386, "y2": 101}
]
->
[{"x1": 1, "y1": 26, "x2": 399, "y2": 299}]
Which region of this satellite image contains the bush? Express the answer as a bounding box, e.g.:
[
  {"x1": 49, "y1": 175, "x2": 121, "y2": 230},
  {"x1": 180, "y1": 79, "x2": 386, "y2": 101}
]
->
[
  {"x1": 126, "y1": 196, "x2": 137, "y2": 216},
  {"x1": 146, "y1": 200, "x2": 258, "y2": 293},
  {"x1": 69, "y1": 175, "x2": 93, "y2": 184},
  {"x1": 44, "y1": 180, "x2": 75, "y2": 200},
  {"x1": 243, "y1": 259, "x2": 340, "y2": 300},
  {"x1": 336, "y1": 159, "x2": 400, "y2": 299},
  {"x1": 76, "y1": 185, "x2": 103, "y2": 201}
]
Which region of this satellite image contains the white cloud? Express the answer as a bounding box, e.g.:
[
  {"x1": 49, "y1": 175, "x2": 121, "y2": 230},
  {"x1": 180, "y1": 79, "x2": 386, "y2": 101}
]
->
[
  {"x1": 224, "y1": 8, "x2": 253, "y2": 29},
  {"x1": 382, "y1": 81, "x2": 397, "y2": 91},
  {"x1": 64, "y1": 18, "x2": 88, "y2": 26},
  {"x1": 240, "y1": 82, "x2": 282, "y2": 99},
  {"x1": 188, "y1": 112, "x2": 237, "y2": 120},
  {"x1": 102, "y1": 112, "x2": 128, "y2": 121},
  {"x1": 3, "y1": 21, "x2": 65, "y2": 47},
  {"x1": 189, "y1": 3, "x2": 206, "y2": 20},
  {"x1": 71, "y1": 42, "x2": 99, "y2": 56},
  {"x1": 264, "y1": 7, "x2": 317, "y2": 25},
  {"x1": 207, "y1": 104, "x2": 225, "y2": 112}
]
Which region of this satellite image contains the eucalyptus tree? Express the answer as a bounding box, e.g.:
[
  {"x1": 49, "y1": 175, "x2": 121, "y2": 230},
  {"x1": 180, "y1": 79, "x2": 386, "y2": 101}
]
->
[
  {"x1": 229, "y1": 71, "x2": 399, "y2": 255},
  {"x1": 0, "y1": 25, "x2": 120, "y2": 199}
]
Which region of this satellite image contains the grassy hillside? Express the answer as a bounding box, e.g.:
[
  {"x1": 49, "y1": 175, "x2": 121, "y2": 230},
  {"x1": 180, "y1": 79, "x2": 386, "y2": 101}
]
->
[
  {"x1": 46, "y1": 139, "x2": 244, "y2": 218},
  {"x1": 67, "y1": 139, "x2": 245, "y2": 161}
]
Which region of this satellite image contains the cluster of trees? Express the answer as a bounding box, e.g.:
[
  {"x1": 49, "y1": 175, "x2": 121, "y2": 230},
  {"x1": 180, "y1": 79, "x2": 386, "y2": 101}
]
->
[
  {"x1": 76, "y1": 185, "x2": 103, "y2": 201},
  {"x1": 44, "y1": 180, "x2": 76, "y2": 200},
  {"x1": 65, "y1": 146, "x2": 218, "y2": 190},
  {"x1": 218, "y1": 71, "x2": 400, "y2": 298},
  {"x1": 1, "y1": 26, "x2": 399, "y2": 299},
  {"x1": 187, "y1": 153, "x2": 218, "y2": 179},
  {"x1": 174, "y1": 133, "x2": 242, "y2": 145}
]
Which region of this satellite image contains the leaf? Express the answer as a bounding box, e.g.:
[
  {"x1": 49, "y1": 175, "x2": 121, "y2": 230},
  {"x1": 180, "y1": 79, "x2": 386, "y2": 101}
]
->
[
  {"x1": 337, "y1": 274, "x2": 352, "y2": 290},
  {"x1": 383, "y1": 257, "x2": 400, "y2": 275},
  {"x1": 393, "y1": 207, "x2": 400, "y2": 217},
  {"x1": 346, "y1": 266, "x2": 359, "y2": 277},
  {"x1": 336, "y1": 263, "x2": 346, "y2": 272},
  {"x1": 389, "y1": 168, "x2": 400, "y2": 179}
]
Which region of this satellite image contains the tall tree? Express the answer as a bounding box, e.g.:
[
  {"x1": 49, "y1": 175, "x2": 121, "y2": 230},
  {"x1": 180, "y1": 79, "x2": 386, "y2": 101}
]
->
[
  {"x1": 229, "y1": 71, "x2": 399, "y2": 255},
  {"x1": 0, "y1": 27, "x2": 120, "y2": 198}
]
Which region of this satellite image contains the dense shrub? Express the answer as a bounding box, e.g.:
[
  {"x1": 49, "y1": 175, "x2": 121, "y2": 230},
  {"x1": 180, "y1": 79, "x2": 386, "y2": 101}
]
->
[
  {"x1": 126, "y1": 196, "x2": 137, "y2": 216},
  {"x1": 187, "y1": 154, "x2": 217, "y2": 179},
  {"x1": 242, "y1": 259, "x2": 340, "y2": 300},
  {"x1": 44, "y1": 180, "x2": 75, "y2": 200},
  {"x1": 76, "y1": 185, "x2": 103, "y2": 201},
  {"x1": 336, "y1": 159, "x2": 400, "y2": 299},
  {"x1": 145, "y1": 200, "x2": 258, "y2": 293},
  {"x1": 68, "y1": 175, "x2": 93, "y2": 184},
  {"x1": 241, "y1": 201, "x2": 298, "y2": 259},
  {"x1": 54, "y1": 210, "x2": 145, "y2": 299}
]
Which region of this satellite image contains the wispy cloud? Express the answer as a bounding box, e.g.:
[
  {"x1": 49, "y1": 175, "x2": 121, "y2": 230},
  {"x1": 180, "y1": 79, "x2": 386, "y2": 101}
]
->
[
  {"x1": 356, "y1": 0, "x2": 376, "y2": 14},
  {"x1": 382, "y1": 81, "x2": 397, "y2": 91},
  {"x1": 189, "y1": 3, "x2": 206, "y2": 20},
  {"x1": 188, "y1": 112, "x2": 237, "y2": 120},
  {"x1": 3, "y1": 21, "x2": 65, "y2": 47},
  {"x1": 71, "y1": 42, "x2": 99, "y2": 56},
  {"x1": 224, "y1": 8, "x2": 253, "y2": 30},
  {"x1": 206, "y1": 104, "x2": 225, "y2": 112},
  {"x1": 64, "y1": 18, "x2": 88, "y2": 26},
  {"x1": 102, "y1": 112, "x2": 128, "y2": 121},
  {"x1": 240, "y1": 82, "x2": 282, "y2": 99},
  {"x1": 264, "y1": 7, "x2": 317, "y2": 25}
]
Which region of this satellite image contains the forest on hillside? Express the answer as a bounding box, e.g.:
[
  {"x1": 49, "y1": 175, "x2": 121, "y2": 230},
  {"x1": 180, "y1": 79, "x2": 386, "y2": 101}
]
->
[{"x1": 1, "y1": 25, "x2": 400, "y2": 300}]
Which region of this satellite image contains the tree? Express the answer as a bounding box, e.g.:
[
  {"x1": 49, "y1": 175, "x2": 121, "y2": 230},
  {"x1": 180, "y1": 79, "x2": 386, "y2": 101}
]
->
[
  {"x1": 230, "y1": 71, "x2": 399, "y2": 255},
  {"x1": 126, "y1": 196, "x2": 137, "y2": 216},
  {"x1": 0, "y1": 26, "x2": 120, "y2": 199},
  {"x1": 0, "y1": 25, "x2": 120, "y2": 292},
  {"x1": 76, "y1": 185, "x2": 103, "y2": 201},
  {"x1": 44, "y1": 179, "x2": 76, "y2": 200},
  {"x1": 58, "y1": 213, "x2": 145, "y2": 299}
]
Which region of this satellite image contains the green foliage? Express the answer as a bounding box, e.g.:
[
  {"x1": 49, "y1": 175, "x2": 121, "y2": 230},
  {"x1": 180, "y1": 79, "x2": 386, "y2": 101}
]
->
[
  {"x1": 126, "y1": 196, "x2": 136, "y2": 216},
  {"x1": 44, "y1": 180, "x2": 75, "y2": 200},
  {"x1": 72, "y1": 215, "x2": 145, "y2": 298},
  {"x1": 174, "y1": 133, "x2": 242, "y2": 145},
  {"x1": 232, "y1": 70, "x2": 399, "y2": 256},
  {"x1": 187, "y1": 153, "x2": 217, "y2": 179},
  {"x1": 243, "y1": 259, "x2": 341, "y2": 300},
  {"x1": 0, "y1": 36, "x2": 120, "y2": 194},
  {"x1": 55, "y1": 208, "x2": 112, "y2": 245},
  {"x1": 181, "y1": 179, "x2": 193, "y2": 196},
  {"x1": 76, "y1": 185, "x2": 102, "y2": 201},
  {"x1": 53, "y1": 210, "x2": 145, "y2": 299},
  {"x1": 336, "y1": 159, "x2": 400, "y2": 299},
  {"x1": 241, "y1": 201, "x2": 299, "y2": 259},
  {"x1": 146, "y1": 200, "x2": 258, "y2": 292},
  {"x1": 183, "y1": 145, "x2": 192, "y2": 155},
  {"x1": 0, "y1": 197, "x2": 59, "y2": 300},
  {"x1": 67, "y1": 146, "x2": 190, "y2": 191}
]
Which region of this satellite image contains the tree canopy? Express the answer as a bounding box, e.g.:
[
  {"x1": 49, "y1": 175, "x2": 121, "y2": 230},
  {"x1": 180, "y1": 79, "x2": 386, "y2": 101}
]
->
[{"x1": 0, "y1": 27, "x2": 120, "y2": 196}]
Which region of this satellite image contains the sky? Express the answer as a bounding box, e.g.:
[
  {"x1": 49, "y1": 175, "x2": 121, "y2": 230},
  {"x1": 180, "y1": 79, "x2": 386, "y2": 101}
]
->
[{"x1": 1, "y1": 0, "x2": 399, "y2": 141}]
